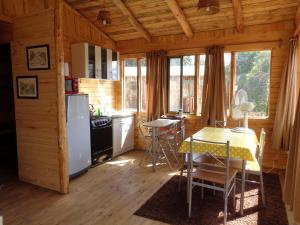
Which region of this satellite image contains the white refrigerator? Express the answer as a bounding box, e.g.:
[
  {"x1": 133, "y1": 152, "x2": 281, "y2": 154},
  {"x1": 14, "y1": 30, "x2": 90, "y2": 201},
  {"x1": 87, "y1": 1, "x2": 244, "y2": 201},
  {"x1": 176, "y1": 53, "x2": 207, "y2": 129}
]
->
[{"x1": 65, "y1": 94, "x2": 91, "y2": 178}]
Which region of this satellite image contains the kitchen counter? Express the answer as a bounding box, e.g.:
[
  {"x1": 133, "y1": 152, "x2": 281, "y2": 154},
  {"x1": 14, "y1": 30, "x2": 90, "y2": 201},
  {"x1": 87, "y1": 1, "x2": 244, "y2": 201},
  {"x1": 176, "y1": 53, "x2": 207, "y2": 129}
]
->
[{"x1": 110, "y1": 112, "x2": 134, "y2": 119}]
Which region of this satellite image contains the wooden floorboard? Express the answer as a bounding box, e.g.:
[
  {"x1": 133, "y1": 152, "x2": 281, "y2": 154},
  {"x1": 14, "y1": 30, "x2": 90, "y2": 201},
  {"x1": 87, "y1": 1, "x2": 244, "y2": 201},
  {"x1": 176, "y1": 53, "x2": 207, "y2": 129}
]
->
[{"x1": 0, "y1": 150, "x2": 171, "y2": 225}]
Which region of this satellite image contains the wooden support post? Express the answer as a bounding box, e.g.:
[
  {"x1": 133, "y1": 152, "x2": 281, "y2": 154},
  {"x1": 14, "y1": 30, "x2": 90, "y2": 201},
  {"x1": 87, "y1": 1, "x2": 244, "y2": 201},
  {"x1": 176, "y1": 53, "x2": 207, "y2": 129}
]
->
[{"x1": 55, "y1": 0, "x2": 69, "y2": 194}]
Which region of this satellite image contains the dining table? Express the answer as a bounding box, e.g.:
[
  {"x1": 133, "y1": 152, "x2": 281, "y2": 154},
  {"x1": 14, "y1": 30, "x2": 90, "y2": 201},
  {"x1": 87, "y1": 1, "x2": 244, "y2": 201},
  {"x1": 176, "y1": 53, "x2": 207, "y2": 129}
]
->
[
  {"x1": 143, "y1": 119, "x2": 181, "y2": 172},
  {"x1": 178, "y1": 127, "x2": 259, "y2": 216}
]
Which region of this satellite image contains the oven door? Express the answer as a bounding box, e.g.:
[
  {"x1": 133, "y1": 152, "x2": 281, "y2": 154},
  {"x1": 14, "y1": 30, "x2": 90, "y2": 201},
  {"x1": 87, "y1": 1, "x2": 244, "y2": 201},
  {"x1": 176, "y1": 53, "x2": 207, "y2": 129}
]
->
[{"x1": 91, "y1": 124, "x2": 112, "y2": 156}]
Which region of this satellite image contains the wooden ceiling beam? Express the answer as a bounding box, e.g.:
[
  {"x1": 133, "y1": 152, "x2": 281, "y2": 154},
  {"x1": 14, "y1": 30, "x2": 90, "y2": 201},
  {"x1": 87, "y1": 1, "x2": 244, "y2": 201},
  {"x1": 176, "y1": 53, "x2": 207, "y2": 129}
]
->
[
  {"x1": 111, "y1": 0, "x2": 151, "y2": 42},
  {"x1": 165, "y1": 0, "x2": 193, "y2": 38},
  {"x1": 294, "y1": 4, "x2": 300, "y2": 37},
  {"x1": 232, "y1": 0, "x2": 244, "y2": 32},
  {"x1": 0, "y1": 14, "x2": 13, "y2": 23}
]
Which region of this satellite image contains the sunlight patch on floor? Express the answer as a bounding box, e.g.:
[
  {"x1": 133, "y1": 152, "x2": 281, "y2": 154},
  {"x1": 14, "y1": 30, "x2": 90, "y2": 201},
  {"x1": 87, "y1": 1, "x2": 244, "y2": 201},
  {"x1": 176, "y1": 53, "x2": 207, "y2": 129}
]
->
[{"x1": 107, "y1": 159, "x2": 135, "y2": 166}]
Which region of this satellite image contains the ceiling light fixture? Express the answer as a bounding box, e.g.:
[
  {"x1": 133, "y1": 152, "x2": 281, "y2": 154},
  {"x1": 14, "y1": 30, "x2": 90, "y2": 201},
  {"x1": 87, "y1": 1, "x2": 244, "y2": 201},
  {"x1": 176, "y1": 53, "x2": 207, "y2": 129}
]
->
[
  {"x1": 198, "y1": 0, "x2": 219, "y2": 15},
  {"x1": 97, "y1": 10, "x2": 111, "y2": 25}
]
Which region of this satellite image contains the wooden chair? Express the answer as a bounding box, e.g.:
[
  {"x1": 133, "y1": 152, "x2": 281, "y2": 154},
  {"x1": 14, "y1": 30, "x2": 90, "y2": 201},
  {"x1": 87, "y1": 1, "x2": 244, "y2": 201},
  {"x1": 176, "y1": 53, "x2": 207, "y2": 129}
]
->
[
  {"x1": 230, "y1": 128, "x2": 266, "y2": 206},
  {"x1": 138, "y1": 120, "x2": 153, "y2": 166},
  {"x1": 187, "y1": 137, "x2": 237, "y2": 225},
  {"x1": 215, "y1": 120, "x2": 227, "y2": 128},
  {"x1": 158, "y1": 123, "x2": 180, "y2": 170}
]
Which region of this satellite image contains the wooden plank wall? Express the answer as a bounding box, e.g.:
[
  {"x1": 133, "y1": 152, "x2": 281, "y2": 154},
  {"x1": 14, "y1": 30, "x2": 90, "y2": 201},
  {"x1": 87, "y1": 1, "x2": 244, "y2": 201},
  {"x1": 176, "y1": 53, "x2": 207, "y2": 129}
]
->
[
  {"x1": 62, "y1": 3, "x2": 122, "y2": 110},
  {"x1": 77, "y1": 78, "x2": 122, "y2": 111},
  {"x1": 118, "y1": 21, "x2": 295, "y2": 169},
  {"x1": 10, "y1": 7, "x2": 68, "y2": 192},
  {"x1": 0, "y1": 0, "x2": 55, "y2": 17}
]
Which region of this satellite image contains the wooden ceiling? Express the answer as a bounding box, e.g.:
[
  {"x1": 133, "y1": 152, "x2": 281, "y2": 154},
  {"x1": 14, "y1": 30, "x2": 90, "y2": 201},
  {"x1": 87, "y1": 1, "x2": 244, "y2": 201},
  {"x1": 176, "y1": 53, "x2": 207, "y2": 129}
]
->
[{"x1": 65, "y1": 0, "x2": 300, "y2": 42}]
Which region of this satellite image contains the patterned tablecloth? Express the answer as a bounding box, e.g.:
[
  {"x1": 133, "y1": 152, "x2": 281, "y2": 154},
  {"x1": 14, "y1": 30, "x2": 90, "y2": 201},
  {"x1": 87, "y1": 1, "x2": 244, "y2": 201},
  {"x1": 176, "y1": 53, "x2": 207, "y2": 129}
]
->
[{"x1": 179, "y1": 127, "x2": 259, "y2": 162}]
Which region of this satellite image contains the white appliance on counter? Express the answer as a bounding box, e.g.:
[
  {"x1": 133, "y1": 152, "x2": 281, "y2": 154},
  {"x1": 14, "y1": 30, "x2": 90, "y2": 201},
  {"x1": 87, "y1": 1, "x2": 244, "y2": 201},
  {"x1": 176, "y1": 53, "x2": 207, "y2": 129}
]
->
[{"x1": 65, "y1": 94, "x2": 91, "y2": 178}]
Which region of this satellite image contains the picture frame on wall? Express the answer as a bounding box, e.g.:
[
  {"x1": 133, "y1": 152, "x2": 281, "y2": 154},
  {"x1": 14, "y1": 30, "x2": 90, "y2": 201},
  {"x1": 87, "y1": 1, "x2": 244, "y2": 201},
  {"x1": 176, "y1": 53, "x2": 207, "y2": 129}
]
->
[
  {"x1": 26, "y1": 45, "x2": 50, "y2": 70},
  {"x1": 16, "y1": 76, "x2": 38, "y2": 99}
]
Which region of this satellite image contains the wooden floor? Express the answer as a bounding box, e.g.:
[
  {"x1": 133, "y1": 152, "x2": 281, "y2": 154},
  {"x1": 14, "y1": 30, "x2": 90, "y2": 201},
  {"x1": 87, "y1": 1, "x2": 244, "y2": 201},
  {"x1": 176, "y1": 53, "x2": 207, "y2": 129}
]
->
[
  {"x1": 0, "y1": 150, "x2": 174, "y2": 225},
  {"x1": 0, "y1": 150, "x2": 293, "y2": 225}
]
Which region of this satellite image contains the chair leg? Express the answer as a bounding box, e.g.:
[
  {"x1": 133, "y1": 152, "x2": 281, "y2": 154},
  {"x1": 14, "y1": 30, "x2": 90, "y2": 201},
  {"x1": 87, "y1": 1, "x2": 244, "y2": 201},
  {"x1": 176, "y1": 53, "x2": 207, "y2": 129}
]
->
[
  {"x1": 224, "y1": 192, "x2": 228, "y2": 225},
  {"x1": 213, "y1": 182, "x2": 216, "y2": 196},
  {"x1": 161, "y1": 147, "x2": 173, "y2": 170},
  {"x1": 169, "y1": 141, "x2": 180, "y2": 166},
  {"x1": 178, "y1": 166, "x2": 184, "y2": 192},
  {"x1": 188, "y1": 179, "x2": 193, "y2": 217},
  {"x1": 201, "y1": 180, "x2": 204, "y2": 200},
  {"x1": 260, "y1": 172, "x2": 266, "y2": 207},
  {"x1": 233, "y1": 178, "x2": 236, "y2": 211},
  {"x1": 139, "y1": 145, "x2": 152, "y2": 166}
]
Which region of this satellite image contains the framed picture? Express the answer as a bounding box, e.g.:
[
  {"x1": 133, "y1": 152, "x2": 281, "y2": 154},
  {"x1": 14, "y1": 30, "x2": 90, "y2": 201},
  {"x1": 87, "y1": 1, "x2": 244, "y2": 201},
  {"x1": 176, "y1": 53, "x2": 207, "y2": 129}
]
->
[
  {"x1": 16, "y1": 76, "x2": 38, "y2": 99},
  {"x1": 26, "y1": 45, "x2": 50, "y2": 70}
]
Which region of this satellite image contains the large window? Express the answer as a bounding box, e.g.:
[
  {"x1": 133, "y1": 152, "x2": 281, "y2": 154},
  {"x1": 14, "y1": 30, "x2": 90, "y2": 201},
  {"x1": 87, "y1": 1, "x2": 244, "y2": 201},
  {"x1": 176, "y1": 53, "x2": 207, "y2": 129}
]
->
[
  {"x1": 234, "y1": 51, "x2": 271, "y2": 118},
  {"x1": 123, "y1": 57, "x2": 147, "y2": 112},
  {"x1": 140, "y1": 58, "x2": 147, "y2": 112},
  {"x1": 124, "y1": 59, "x2": 137, "y2": 111},
  {"x1": 168, "y1": 55, "x2": 195, "y2": 113},
  {"x1": 224, "y1": 53, "x2": 232, "y2": 112},
  {"x1": 198, "y1": 55, "x2": 205, "y2": 114},
  {"x1": 123, "y1": 49, "x2": 271, "y2": 119},
  {"x1": 169, "y1": 57, "x2": 182, "y2": 112}
]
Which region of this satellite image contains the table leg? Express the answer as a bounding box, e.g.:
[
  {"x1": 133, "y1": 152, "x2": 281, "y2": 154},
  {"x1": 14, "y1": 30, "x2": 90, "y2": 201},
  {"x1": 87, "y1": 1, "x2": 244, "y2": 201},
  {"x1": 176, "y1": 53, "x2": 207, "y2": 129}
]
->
[
  {"x1": 151, "y1": 128, "x2": 158, "y2": 172},
  {"x1": 187, "y1": 153, "x2": 191, "y2": 203},
  {"x1": 181, "y1": 124, "x2": 185, "y2": 142},
  {"x1": 240, "y1": 160, "x2": 246, "y2": 215}
]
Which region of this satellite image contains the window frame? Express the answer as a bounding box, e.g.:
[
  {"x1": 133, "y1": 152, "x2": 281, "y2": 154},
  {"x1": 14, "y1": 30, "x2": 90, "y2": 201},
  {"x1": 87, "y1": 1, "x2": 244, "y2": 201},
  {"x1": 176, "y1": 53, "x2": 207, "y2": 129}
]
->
[
  {"x1": 122, "y1": 56, "x2": 146, "y2": 112},
  {"x1": 231, "y1": 50, "x2": 272, "y2": 119},
  {"x1": 166, "y1": 47, "x2": 272, "y2": 120},
  {"x1": 167, "y1": 55, "x2": 197, "y2": 114},
  {"x1": 121, "y1": 46, "x2": 273, "y2": 120}
]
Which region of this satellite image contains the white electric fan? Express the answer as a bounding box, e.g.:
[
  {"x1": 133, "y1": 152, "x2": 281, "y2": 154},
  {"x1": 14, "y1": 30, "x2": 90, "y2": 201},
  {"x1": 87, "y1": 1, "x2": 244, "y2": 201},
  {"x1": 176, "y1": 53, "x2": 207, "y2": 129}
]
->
[{"x1": 231, "y1": 89, "x2": 255, "y2": 133}]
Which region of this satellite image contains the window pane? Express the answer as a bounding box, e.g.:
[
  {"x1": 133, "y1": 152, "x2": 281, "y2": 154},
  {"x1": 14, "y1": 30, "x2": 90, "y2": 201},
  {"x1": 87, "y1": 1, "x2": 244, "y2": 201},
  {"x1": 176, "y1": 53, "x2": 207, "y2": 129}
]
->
[
  {"x1": 198, "y1": 55, "x2": 206, "y2": 114},
  {"x1": 182, "y1": 56, "x2": 195, "y2": 113},
  {"x1": 140, "y1": 58, "x2": 147, "y2": 112},
  {"x1": 124, "y1": 59, "x2": 137, "y2": 110},
  {"x1": 234, "y1": 51, "x2": 271, "y2": 118},
  {"x1": 224, "y1": 53, "x2": 231, "y2": 113},
  {"x1": 169, "y1": 58, "x2": 181, "y2": 112}
]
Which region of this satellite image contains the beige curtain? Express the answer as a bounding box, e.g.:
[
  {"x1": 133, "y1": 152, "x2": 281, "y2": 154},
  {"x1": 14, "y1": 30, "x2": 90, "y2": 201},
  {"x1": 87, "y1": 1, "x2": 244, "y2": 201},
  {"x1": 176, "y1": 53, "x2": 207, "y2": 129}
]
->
[
  {"x1": 201, "y1": 46, "x2": 227, "y2": 126},
  {"x1": 284, "y1": 92, "x2": 300, "y2": 223},
  {"x1": 272, "y1": 38, "x2": 298, "y2": 151},
  {"x1": 146, "y1": 51, "x2": 168, "y2": 121}
]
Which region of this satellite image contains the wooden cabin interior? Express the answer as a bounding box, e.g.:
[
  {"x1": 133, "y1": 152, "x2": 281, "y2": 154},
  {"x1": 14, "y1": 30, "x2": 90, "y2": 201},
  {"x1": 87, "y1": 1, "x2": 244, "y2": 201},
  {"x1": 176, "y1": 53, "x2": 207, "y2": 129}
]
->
[{"x1": 0, "y1": 0, "x2": 300, "y2": 224}]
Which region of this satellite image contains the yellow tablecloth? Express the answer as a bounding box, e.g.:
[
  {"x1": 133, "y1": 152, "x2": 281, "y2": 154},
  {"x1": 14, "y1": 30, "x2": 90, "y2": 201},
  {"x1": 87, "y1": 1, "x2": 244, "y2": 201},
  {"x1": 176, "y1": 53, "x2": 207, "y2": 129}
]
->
[{"x1": 179, "y1": 127, "x2": 258, "y2": 162}]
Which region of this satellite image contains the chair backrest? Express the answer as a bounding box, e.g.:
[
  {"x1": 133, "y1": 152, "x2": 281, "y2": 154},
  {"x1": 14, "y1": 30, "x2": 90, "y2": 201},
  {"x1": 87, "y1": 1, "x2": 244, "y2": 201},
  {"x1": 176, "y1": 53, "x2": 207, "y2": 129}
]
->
[
  {"x1": 257, "y1": 128, "x2": 266, "y2": 167},
  {"x1": 139, "y1": 120, "x2": 152, "y2": 148},
  {"x1": 189, "y1": 136, "x2": 231, "y2": 186},
  {"x1": 214, "y1": 120, "x2": 227, "y2": 128}
]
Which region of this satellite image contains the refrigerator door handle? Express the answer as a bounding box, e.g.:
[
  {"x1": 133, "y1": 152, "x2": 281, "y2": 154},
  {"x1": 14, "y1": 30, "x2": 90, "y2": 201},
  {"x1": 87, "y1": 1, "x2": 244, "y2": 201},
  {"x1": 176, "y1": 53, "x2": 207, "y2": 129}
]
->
[{"x1": 66, "y1": 95, "x2": 70, "y2": 123}]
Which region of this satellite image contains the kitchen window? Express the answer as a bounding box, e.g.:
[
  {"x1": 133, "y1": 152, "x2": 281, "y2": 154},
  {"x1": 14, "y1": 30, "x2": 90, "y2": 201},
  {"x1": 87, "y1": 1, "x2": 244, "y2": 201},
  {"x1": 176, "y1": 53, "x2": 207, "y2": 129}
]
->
[
  {"x1": 124, "y1": 58, "x2": 138, "y2": 111},
  {"x1": 123, "y1": 57, "x2": 147, "y2": 112}
]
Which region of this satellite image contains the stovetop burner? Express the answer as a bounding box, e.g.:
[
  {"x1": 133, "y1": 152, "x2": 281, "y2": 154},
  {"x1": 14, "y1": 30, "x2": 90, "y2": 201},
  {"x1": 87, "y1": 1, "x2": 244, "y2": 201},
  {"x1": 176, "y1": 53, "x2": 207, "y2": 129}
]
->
[{"x1": 90, "y1": 116, "x2": 112, "y2": 128}]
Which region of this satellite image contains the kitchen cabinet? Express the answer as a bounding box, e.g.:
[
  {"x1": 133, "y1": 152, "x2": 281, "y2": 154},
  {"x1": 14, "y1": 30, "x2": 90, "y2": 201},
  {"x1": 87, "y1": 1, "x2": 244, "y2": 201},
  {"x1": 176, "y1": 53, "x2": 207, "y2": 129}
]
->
[
  {"x1": 71, "y1": 42, "x2": 119, "y2": 80},
  {"x1": 112, "y1": 116, "x2": 134, "y2": 157}
]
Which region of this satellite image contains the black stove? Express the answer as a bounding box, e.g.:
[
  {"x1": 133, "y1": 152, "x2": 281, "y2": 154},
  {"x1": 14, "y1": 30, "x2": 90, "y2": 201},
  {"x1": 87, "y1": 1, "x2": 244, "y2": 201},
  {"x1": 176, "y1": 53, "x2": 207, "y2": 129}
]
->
[{"x1": 90, "y1": 116, "x2": 113, "y2": 166}]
